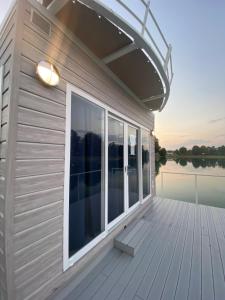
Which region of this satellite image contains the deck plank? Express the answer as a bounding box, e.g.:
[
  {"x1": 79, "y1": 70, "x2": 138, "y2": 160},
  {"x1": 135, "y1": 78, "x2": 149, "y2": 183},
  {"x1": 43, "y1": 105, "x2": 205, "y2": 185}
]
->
[
  {"x1": 174, "y1": 203, "x2": 195, "y2": 300},
  {"x1": 154, "y1": 203, "x2": 191, "y2": 300},
  {"x1": 57, "y1": 199, "x2": 225, "y2": 300},
  {"x1": 136, "y1": 201, "x2": 184, "y2": 300},
  {"x1": 206, "y1": 206, "x2": 225, "y2": 300},
  {"x1": 106, "y1": 199, "x2": 179, "y2": 300},
  {"x1": 201, "y1": 206, "x2": 214, "y2": 300},
  {"x1": 188, "y1": 205, "x2": 202, "y2": 300},
  {"x1": 145, "y1": 202, "x2": 189, "y2": 300},
  {"x1": 65, "y1": 250, "x2": 121, "y2": 300}
]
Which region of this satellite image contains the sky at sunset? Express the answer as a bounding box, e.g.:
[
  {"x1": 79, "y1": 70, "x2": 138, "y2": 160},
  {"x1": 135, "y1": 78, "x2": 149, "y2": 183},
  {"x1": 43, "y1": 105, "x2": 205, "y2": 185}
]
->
[{"x1": 1, "y1": 0, "x2": 224, "y2": 150}]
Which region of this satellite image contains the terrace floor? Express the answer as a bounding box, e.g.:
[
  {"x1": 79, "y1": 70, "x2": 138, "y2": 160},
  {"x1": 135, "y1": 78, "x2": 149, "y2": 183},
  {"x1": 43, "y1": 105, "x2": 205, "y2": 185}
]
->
[{"x1": 54, "y1": 197, "x2": 225, "y2": 300}]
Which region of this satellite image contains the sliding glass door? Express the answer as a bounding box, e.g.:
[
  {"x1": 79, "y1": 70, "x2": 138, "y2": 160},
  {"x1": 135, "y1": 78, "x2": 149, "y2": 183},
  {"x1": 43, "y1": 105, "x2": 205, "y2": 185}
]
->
[
  {"x1": 66, "y1": 88, "x2": 152, "y2": 266},
  {"x1": 128, "y1": 126, "x2": 139, "y2": 207},
  {"x1": 107, "y1": 118, "x2": 140, "y2": 225},
  {"x1": 69, "y1": 93, "x2": 105, "y2": 257},
  {"x1": 142, "y1": 130, "x2": 151, "y2": 198},
  {"x1": 108, "y1": 117, "x2": 124, "y2": 223}
]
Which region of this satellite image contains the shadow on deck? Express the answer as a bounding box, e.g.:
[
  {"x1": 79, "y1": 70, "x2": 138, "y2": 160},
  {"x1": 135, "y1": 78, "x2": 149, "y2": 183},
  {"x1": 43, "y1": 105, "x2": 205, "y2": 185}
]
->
[{"x1": 52, "y1": 197, "x2": 225, "y2": 300}]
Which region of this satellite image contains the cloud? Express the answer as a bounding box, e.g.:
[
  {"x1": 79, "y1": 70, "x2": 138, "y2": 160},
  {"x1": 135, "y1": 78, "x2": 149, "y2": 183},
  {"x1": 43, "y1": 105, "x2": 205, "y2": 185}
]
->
[{"x1": 209, "y1": 117, "x2": 225, "y2": 124}]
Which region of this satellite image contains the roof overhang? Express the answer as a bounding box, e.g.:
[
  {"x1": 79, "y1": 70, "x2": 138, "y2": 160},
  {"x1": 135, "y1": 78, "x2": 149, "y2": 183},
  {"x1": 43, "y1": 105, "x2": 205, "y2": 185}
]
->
[{"x1": 46, "y1": 0, "x2": 171, "y2": 111}]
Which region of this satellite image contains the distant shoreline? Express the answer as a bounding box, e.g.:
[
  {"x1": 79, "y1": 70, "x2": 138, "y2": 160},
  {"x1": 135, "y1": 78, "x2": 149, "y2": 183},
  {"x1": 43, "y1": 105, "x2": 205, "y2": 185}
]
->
[{"x1": 167, "y1": 155, "x2": 225, "y2": 159}]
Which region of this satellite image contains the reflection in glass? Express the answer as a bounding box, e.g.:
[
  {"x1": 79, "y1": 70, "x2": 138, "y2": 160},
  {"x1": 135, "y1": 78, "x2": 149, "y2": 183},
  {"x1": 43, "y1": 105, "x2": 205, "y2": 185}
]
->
[
  {"x1": 108, "y1": 117, "x2": 124, "y2": 223},
  {"x1": 69, "y1": 94, "x2": 104, "y2": 257},
  {"x1": 142, "y1": 130, "x2": 150, "y2": 198},
  {"x1": 128, "y1": 126, "x2": 139, "y2": 207}
]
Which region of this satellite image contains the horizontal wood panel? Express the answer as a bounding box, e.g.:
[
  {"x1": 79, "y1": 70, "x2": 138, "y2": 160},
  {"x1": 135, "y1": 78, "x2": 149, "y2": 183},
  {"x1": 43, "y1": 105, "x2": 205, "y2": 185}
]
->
[
  {"x1": 15, "y1": 230, "x2": 62, "y2": 270},
  {"x1": 18, "y1": 106, "x2": 65, "y2": 132},
  {"x1": 0, "y1": 215, "x2": 3, "y2": 235},
  {"x1": 19, "y1": 73, "x2": 65, "y2": 105},
  {"x1": 19, "y1": 89, "x2": 66, "y2": 118},
  {"x1": 0, "y1": 193, "x2": 4, "y2": 215},
  {"x1": 20, "y1": 53, "x2": 66, "y2": 92},
  {"x1": 0, "y1": 124, "x2": 8, "y2": 142},
  {"x1": 18, "y1": 260, "x2": 61, "y2": 300},
  {"x1": 14, "y1": 202, "x2": 63, "y2": 233},
  {"x1": 16, "y1": 159, "x2": 64, "y2": 177},
  {"x1": 0, "y1": 142, "x2": 7, "y2": 158},
  {"x1": 2, "y1": 90, "x2": 10, "y2": 109},
  {"x1": 15, "y1": 186, "x2": 64, "y2": 214},
  {"x1": 3, "y1": 54, "x2": 11, "y2": 77},
  {"x1": 17, "y1": 124, "x2": 65, "y2": 144},
  {"x1": 1, "y1": 107, "x2": 9, "y2": 126},
  {"x1": 0, "y1": 42, "x2": 13, "y2": 70},
  {"x1": 14, "y1": 216, "x2": 63, "y2": 251},
  {"x1": 0, "y1": 234, "x2": 4, "y2": 253},
  {"x1": 15, "y1": 245, "x2": 62, "y2": 287},
  {"x1": 2, "y1": 72, "x2": 10, "y2": 93},
  {"x1": 0, "y1": 176, "x2": 5, "y2": 194},
  {"x1": 0, "y1": 251, "x2": 5, "y2": 271},
  {"x1": 0, "y1": 6, "x2": 16, "y2": 298},
  {"x1": 0, "y1": 24, "x2": 14, "y2": 60},
  {"x1": 16, "y1": 142, "x2": 65, "y2": 159},
  {"x1": 15, "y1": 172, "x2": 64, "y2": 196},
  {"x1": 0, "y1": 160, "x2": 5, "y2": 176}
]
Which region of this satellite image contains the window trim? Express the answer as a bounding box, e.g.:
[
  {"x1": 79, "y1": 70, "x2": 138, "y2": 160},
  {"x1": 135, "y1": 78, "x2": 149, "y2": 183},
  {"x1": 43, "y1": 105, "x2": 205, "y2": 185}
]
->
[{"x1": 64, "y1": 84, "x2": 152, "y2": 271}]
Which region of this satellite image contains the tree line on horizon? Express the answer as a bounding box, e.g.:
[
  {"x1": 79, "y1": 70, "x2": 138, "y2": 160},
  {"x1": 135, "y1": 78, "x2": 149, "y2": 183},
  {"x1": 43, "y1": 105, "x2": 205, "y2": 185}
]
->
[
  {"x1": 174, "y1": 145, "x2": 225, "y2": 156},
  {"x1": 155, "y1": 137, "x2": 167, "y2": 158}
]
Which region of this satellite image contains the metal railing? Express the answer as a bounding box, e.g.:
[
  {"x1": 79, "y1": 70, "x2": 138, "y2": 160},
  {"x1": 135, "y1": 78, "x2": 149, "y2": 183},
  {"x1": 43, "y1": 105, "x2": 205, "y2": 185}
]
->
[
  {"x1": 99, "y1": 0, "x2": 173, "y2": 86},
  {"x1": 160, "y1": 171, "x2": 225, "y2": 204}
]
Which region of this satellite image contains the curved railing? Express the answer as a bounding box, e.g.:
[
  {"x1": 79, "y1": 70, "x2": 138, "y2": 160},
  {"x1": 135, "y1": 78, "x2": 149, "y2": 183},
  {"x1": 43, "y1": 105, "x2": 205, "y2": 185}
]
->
[{"x1": 97, "y1": 0, "x2": 173, "y2": 87}]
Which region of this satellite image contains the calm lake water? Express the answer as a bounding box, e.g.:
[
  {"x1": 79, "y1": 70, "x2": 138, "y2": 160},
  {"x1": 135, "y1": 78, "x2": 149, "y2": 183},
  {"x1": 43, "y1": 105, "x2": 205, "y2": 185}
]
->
[{"x1": 156, "y1": 158, "x2": 225, "y2": 208}]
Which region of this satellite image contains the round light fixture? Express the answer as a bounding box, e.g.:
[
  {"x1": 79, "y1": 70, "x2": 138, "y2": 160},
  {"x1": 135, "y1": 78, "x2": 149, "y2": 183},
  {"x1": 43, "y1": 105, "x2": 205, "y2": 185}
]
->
[{"x1": 36, "y1": 61, "x2": 60, "y2": 87}]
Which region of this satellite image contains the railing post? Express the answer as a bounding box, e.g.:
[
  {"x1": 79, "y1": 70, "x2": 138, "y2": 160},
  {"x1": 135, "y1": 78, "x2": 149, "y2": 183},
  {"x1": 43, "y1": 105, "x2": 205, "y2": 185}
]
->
[
  {"x1": 163, "y1": 44, "x2": 172, "y2": 73},
  {"x1": 141, "y1": 0, "x2": 151, "y2": 36},
  {"x1": 161, "y1": 172, "x2": 164, "y2": 198},
  {"x1": 195, "y1": 174, "x2": 198, "y2": 205}
]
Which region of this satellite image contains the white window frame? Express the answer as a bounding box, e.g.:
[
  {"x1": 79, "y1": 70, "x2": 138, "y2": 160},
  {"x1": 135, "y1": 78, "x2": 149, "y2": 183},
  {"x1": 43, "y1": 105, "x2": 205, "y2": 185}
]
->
[
  {"x1": 64, "y1": 84, "x2": 152, "y2": 270},
  {"x1": 142, "y1": 129, "x2": 152, "y2": 204}
]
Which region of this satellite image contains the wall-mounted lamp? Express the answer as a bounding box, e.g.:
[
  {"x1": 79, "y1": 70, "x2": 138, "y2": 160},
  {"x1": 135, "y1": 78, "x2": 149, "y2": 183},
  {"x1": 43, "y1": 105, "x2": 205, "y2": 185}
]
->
[{"x1": 36, "y1": 61, "x2": 60, "y2": 87}]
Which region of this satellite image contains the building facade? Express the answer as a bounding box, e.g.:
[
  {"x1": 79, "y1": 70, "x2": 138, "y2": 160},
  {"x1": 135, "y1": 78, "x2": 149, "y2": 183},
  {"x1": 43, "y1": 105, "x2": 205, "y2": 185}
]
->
[{"x1": 0, "y1": 0, "x2": 172, "y2": 299}]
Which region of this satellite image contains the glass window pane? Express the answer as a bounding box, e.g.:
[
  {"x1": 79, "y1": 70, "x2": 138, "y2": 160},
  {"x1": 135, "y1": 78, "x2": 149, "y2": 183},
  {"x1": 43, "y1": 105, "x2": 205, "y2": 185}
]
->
[
  {"x1": 142, "y1": 130, "x2": 150, "y2": 198},
  {"x1": 108, "y1": 117, "x2": 124, "y2": 223},
  {"x1": 69, "y1": 93, "x2": 105, "y2": 257},
  {"x1": 128, "y1": 126, "x2": 139, "y2": 207}
]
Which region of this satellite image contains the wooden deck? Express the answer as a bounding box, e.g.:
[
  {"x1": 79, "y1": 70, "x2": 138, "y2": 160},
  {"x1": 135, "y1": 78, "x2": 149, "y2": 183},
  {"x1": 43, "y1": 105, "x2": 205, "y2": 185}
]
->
[{"x1": 54, "y1": 198, "x2": 225, "y2": 300}]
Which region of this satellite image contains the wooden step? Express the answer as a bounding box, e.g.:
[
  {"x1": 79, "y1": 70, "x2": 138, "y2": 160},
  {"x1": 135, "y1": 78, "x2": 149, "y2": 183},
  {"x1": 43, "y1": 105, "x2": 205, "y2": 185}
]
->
[{"x1": 114, "y1": 218, "x2": 151, "y2": 257}]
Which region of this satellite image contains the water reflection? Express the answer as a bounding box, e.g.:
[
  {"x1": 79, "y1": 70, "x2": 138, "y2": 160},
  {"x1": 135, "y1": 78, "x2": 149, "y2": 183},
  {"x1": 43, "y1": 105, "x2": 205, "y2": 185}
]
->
[
  {"x1": 156, "y1": 158, "x2": 225, "y2": 208},
  {"x1": 155, "y1": 157, "x2": 167, "y2": 176},
  {"x1": 174, "y1": 157, "x2": 225, "y2": 169},
  {"x1": 156, "y1": 157, "x2": 225, "y2": 176}
]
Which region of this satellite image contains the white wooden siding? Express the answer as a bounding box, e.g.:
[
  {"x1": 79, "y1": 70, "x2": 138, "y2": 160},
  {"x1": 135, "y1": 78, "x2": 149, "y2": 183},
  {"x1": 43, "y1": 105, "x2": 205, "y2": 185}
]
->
[
  {"x1": 0, "y1": 5, "x2": 16, "y2": 298},
  {"x1": 1, "y1": 1, "x2": 155, "y2": 299}
]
